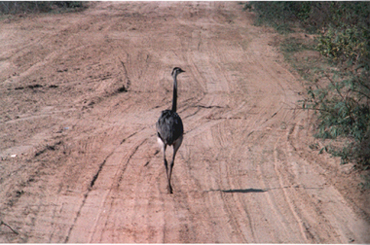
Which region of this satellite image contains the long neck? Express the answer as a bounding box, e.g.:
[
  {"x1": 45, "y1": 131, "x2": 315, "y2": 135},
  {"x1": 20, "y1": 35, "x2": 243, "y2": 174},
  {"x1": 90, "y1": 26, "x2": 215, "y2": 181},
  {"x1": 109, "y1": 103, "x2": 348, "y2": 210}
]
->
[{"x1": 171, "y1": 74, "x2": 178, "y2": 112}]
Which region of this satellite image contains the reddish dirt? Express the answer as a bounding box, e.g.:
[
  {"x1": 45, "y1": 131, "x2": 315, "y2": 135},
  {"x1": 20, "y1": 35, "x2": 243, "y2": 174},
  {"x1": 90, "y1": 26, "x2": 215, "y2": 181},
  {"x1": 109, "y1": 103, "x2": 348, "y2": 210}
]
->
[{"x1": 0, "y1": 2, "x2": 369, "y2": 243}]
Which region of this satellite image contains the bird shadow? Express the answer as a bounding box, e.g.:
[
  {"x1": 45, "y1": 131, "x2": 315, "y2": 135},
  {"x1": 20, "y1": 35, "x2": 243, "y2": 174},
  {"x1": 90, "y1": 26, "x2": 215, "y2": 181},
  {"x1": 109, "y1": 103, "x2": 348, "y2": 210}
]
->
[
  {"x1": 206, "y1": 188, "x2": 266, "y2": 193},
  {"x1": 222, "y1": 188, "x2": 266, "y2": 193},
  {"x1": 206, "y1": 186, "x2": 324, "y2": 194}
]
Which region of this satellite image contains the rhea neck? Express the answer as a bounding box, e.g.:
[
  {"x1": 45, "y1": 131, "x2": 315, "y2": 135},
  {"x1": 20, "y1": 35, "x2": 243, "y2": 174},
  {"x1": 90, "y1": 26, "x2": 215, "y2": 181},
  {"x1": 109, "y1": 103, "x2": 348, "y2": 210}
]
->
[{"x1": 171, "y1": 73, "x2": 178, "y2": 112}]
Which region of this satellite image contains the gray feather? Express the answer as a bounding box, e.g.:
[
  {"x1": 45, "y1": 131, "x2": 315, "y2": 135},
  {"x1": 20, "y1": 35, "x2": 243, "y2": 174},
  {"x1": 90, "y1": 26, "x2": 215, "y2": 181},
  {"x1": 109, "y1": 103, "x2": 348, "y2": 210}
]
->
[{"x1": 156, "y1": 110, "x2": 184, "y2": 145}]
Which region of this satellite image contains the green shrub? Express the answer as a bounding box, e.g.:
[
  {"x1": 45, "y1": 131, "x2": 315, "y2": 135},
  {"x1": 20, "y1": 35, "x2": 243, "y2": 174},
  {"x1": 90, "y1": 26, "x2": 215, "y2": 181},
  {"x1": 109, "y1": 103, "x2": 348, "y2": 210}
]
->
[
  {"x1": 305, "y1": 70, "x2": 370, "y2": 169},
  {"x1": 311, "y1": 3, "x2": 370, "y2": 171},
  {"x1": 244, "y1": 2, "x2": 311, "y2": 33},
  {"x1": 317, "y1": 26, "x2": 370, "y2": 68},
  {"x1": 0, "y1": 1, "x2": 85, "y2": 15},
  {"x1": 246, "y1": 1, "x2": 370, "y2": 185}
]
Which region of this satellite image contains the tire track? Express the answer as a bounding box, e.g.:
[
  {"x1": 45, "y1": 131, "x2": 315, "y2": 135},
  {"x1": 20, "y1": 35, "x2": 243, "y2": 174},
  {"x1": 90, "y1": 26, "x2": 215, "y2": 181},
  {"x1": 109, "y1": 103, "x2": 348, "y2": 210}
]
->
[
  {"x1": 85, "y1": 133, "x2": 149, "y2": 243},
  {"x1": 64, "y1": 150, "x2": 114, "y2": 243},
  {"x1": 272, "y1": 134, "x2": 311, "y2": 243},
  {"x1": 2, "y1": 2, "x2": 369, "y2": 243}
]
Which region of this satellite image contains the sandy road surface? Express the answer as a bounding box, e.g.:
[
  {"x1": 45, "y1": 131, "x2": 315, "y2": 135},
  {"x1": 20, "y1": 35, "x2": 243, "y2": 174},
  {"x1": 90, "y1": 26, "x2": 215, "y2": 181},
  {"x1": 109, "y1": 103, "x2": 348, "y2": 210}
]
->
[{"x1": 0, "y1": 2, "x2": 369, "y2": 243}]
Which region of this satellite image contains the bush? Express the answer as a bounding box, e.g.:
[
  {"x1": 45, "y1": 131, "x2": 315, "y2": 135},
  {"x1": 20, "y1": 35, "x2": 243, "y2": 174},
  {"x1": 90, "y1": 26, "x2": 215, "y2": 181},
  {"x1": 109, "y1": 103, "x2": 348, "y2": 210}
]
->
[
  {"x1": 246, "y1": 1, "x2": 370, "y2": 183},
  {"x1": 244, "y1": 2, "x2": 312, "y2": 33},
  {"x1": 317, "y1": 26, "x2": 370, "y2": 69},
  {"x1": 311, "y1": 3, "x2": 370, "y2": 170},
  {"x1": 305, "y1": 69, "x2": 370, "y2": 169},
  {"x1": 0, "y1": 1, "x2": 85, "y2": 15}
]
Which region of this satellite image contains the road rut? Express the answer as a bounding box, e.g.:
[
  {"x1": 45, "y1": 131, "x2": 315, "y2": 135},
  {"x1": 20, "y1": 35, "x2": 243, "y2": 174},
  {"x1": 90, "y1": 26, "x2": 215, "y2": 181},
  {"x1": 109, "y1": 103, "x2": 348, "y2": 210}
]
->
[{"x1": 0, "y1": 2, "x2": 369, "y2": 243}]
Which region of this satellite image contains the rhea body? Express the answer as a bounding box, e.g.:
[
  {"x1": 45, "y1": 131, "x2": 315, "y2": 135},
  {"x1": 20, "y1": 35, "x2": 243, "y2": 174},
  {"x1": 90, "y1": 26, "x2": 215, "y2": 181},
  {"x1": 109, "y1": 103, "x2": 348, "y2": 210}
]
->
[{"x1": 156, "y1": 67, "x2": 185, "y2": 194}]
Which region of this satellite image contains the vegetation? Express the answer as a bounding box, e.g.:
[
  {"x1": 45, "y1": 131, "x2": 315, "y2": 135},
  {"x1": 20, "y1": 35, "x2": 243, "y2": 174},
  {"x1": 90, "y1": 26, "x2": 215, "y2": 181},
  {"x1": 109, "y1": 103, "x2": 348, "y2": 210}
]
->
[
  {"x1": 0, "y1": 1, "x2": 85, "y2": 15},
  {"x1": 245, "y1": 2, "x2": 370, "y2": 186}
]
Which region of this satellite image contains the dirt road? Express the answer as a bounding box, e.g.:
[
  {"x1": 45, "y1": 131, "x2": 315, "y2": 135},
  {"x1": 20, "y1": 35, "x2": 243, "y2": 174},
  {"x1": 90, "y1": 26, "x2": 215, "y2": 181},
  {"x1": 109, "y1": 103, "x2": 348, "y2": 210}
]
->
[{"x1": 0, "y1": 2, "x2": 369, "y2": 243}]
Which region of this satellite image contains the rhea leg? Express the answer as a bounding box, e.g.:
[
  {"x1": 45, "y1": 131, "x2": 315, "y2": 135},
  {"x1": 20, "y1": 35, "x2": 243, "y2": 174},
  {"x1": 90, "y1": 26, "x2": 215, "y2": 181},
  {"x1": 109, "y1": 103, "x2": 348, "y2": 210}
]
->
[
  {"x1": 162, "y1": 143, "x2": 170, "y2": 185},
  {"x1": 158, "y1": 137, "x2": 170, "y2": 186},
  {"x1": 167, "y1": 136, "x2": 183, "y2": 194}
]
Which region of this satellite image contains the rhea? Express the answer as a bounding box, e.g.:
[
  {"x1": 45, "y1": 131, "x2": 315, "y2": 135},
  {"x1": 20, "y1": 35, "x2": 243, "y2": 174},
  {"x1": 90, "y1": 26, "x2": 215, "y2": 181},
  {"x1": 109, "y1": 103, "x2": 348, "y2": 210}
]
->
[{"x1": 156, "y1": 67, "x2": 185, "y2": 194}]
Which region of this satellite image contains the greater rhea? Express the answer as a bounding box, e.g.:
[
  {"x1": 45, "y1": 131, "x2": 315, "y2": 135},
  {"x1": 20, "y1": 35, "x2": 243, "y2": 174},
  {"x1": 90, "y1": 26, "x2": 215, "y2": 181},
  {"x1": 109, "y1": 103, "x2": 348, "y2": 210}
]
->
[{"x1": 156, "y1": 67, "x2": 185, "y2": 194}]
